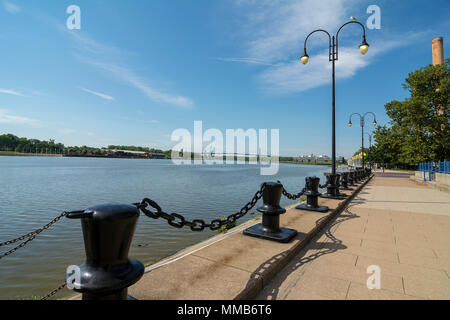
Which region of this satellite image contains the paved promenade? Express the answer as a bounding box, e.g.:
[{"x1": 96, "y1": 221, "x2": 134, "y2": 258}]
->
[{"x1": 256, "y1": 173, "x2": 450, "y2": 300}]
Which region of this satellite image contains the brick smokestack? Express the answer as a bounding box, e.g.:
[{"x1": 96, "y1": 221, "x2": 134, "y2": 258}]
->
[{"x1": 432, "y1": 37, "x2": 444, "y2": 65}]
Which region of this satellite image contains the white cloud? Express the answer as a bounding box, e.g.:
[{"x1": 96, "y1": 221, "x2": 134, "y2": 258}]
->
[
  {"x1": 76, "y1": 56, "x2": 194, "y2": 108},
  {"x1": 0, "y1": 88, "x2": 25, "y2": 96},
  {"x1": 258, "y1": 36, "x2": 421, "y2": 94},
  {"x1": 230, "y1": 0, "x2": 352, "y2": 62},
  {"x1": 3, "y1": 1, "x2": 20, "y2": 14},
  {"x1": 0, "y1": 109, "x2": 40, "y2": 126},
  {"x1": 67, "y1": 31, "x2": 194, "y2": 108},
  {"x1": 259, "y1": 48, "x2": 368, "y2": 94},
  {"x1": 216, "y1": 57, "x2": 277, "y2": 66},
  {"x1": 80, "y1": 87, "x2": 115, "y2": 101},
  {"x1": 223, "y1": 0, "x2": 420, "y2": 94},
  {"x1": 68, "y1": 32, "x2": 134, "y2": 57}
]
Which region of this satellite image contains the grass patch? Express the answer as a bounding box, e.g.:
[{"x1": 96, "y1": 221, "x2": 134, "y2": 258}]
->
[{"x1": 216, "y1": 216, "x2": 237, "y2": 234}]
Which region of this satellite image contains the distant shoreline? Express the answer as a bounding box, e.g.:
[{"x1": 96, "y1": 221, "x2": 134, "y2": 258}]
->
[
  {"x1": 279, "y1": 161, "x2": 332, "y2": 166},
  {"x1": 0, "y1": 152, "x2": 165, "y2": 160},
  {"x1": 0, "y1": 153, "x2": 340, "y2": 166},
  {"x1": 0, "y1": 151, "x2": 62, "y2": 157}
]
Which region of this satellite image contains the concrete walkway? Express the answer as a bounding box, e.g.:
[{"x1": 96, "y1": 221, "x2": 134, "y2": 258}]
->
[
  {"x1": 256, "y1": 174, "x2": 450, "y2": 300},
  {"x1": 125, "y1": 177, "x2": 371, "y2": 300}
]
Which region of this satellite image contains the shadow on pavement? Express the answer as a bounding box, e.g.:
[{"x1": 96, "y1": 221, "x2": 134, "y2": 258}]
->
[{"x1": 246, "y1": 199, "x2": 366, "y2": 300}]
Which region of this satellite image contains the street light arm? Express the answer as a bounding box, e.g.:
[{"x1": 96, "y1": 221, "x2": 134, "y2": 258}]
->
[
  {"x1": 335, "y1": 20, "x2": 367, "y2": 59},
  {"x1": 349, "y1": 112, "x2": 362, "y2": 124},
  {"x1": 303, "y1": 29, "x2": 332, "y2": 61},
  {"x1": 336, "y1": 20, "x2": 366, "y2": 40},
  {"x1": 363, "y1": 111, "x2": 377, "y2": 124}
]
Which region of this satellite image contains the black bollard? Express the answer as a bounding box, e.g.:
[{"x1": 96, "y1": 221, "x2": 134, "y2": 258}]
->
[
  {"x1": 320, "y1": 174, "x2": 346, "y2": 199},
  {"x1": 67, "y1": 204, "x2": 145, "y2": 300},
  {"x1": 354, "y1": 170, "x2": 361, "y2": 183},
  {"x1": 348, "y1": 171, "x2": 355, "y2": 186},
  {"x1": 296, "y1": 177, "x2": 329, "y2": 213},
  {"x1": 339, "y1": 172, "x2": 352, "y2": 190},
  {"x1": 243, "y1": 182, "x2": 297, "y2": 243}
]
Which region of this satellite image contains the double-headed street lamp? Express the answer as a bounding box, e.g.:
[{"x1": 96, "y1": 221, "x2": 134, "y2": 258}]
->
[
  {"x1": 348, "y1": 112, "x2": 377, "y2": 169},
  {"x1": 301, "y1": 19, "x2": 369, "y2": 176}
]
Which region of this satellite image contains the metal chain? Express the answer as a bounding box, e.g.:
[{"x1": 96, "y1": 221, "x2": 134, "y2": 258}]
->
[
  {"x1": 134, "y1": 183, "x2": 266, "y2": 232},
  {"x1": 282, "y1": 187, "x2": 306, "y2": 200},
  {"x1": 0, "y1": 236, "x2": 36, "y2": 259},
  {"x1": 0, "y1": 211, "x2": 83, "y2": 260},
  {"x1": 41, "y1": 282, "x2": 67, "y2": 300}
]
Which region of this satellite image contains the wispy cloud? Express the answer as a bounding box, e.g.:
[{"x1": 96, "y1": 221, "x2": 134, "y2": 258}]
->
[
  {"x1": 80, "y1": 87, "x2": 115, "y2": 101},
  {"x1": 230, "y1": 0, "x2": 352, "y2": 62},
  {"x1": 2, "y1": 1, "x2": 20, "y2": 14},
  {"x1": 25, "y1": 9, "x2": 194, "y2": 109},
  {"x1": 0, "y1": 109, "x2": 40, "y2": 126},
  {"x1": 222, "y1": 0, "x2": 423, "y2": 94},
  {"x1": 216, "y1": 57, "x2": 277, "y2": 66},
  {"x1": 76, "y1": 55, "x2": 194, "y2": 108},
  {"x1": 258, "y1": 48, "x2": 367, "y2": 94},
  {"x1": 258, "y1": 35, "x2": 424, "y2": 94},
  {"x1": 66, "y1": 29, "x2": 194, "y2": 108},
  {"x1": 0, "y1": 88, "x2": 25, "y2": 97},
  {"x1": 68, "y1": 32, "x2": 134, "y2": 57}
]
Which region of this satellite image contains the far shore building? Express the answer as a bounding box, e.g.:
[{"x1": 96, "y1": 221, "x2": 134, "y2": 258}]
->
[
  {"x1": 298, "y1": 154, "x2": 345, "y2": 163},
  {"x1": 107, "y1": 149, "x2": 167, "y2": 159}
]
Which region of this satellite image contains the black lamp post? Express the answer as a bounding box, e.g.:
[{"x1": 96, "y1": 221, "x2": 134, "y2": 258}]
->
[
  {"x1": 301, "y1": 19, "x2": 369, "y2": 175},
  {"x1": 348, "y1": 112, "x2": 377, "y2": 169},
  {"x1": 365, "y1": 132, "x2": 373, "y2": 148},
  {"x1": 365, "y1": 132, "x2": 372, "y2": 167}
]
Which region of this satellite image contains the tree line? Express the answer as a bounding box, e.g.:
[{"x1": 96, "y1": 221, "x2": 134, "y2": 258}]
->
[
  {"x1": 365, "y1": 59, "x2": 449, "y2": 169},
  {"x1": 0, "y1": 135, "x2": 172, "y2": 157},
  {"x1": 0, "y1": 134, "x2": 65, "y2": 154}
]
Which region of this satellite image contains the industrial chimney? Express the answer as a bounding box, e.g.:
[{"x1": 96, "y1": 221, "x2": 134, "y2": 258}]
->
[{"x1": 432, "y1": 37, "x2": 444, "y2": 65}]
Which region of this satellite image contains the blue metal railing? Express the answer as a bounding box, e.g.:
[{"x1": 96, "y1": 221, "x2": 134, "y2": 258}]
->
[{"x1": 418, "y1": 161, "x2": 449, "y2": 181}]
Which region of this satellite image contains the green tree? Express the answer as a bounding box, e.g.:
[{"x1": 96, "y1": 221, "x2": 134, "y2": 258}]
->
[{"x1": 371, "y1": 59, "x2": 449, "y2": 168}]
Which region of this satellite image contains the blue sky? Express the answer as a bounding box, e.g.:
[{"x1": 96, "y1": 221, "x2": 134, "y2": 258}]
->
[{"x1": 0, "y1": 0, "x2": 449, "y2": 157}]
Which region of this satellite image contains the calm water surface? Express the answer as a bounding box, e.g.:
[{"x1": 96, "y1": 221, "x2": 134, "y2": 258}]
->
[{"x1": 0, "y1": 156, "x2": 328, "y2": 299}]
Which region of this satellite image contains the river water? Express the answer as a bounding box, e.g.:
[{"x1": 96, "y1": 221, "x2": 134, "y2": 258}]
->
[{"x1": 0, "y1": 156, "x2": 328, "y2": 299}]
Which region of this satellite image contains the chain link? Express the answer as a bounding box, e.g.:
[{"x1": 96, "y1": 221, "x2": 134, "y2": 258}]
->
[
  {"x1": 281, "y1": 187, "x2": 306, "y2": 200},
  {"x1": 134, "y1": 183, "x2": 266, "y2": 232},
  {"x1": 41, "y1": 282, "x2": 67, "y2": 300}
]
